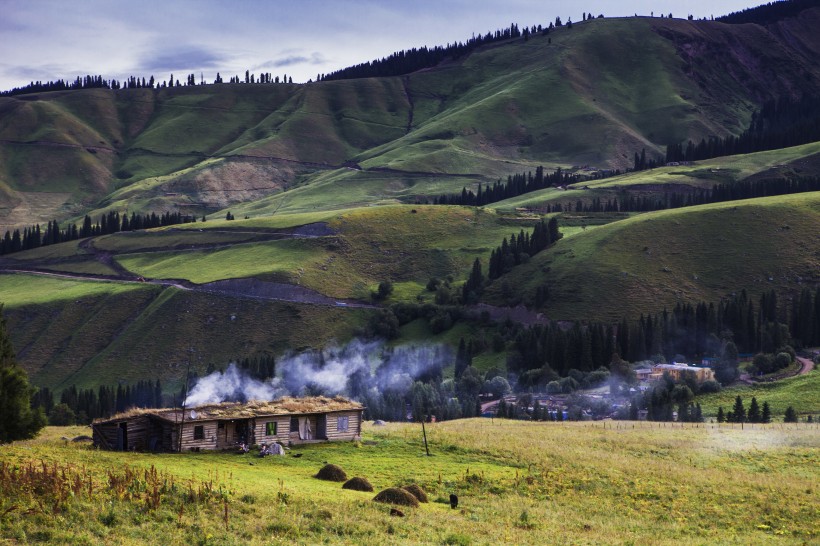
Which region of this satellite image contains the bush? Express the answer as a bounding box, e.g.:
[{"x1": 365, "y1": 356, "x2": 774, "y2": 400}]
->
[
  {"x1": 698, "y1": 379, "x2": 722, "y2": 394},
  {"x1": 48, "y1": 403, "x2": 76, "y2": 426},
  {"x1": 372, "y1": 281, "x2": 394, "y2": 301}
]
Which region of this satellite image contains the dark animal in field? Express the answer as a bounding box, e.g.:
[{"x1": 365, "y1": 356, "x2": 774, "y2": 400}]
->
[
  {"x1": 449, "y1": 494, "x2": 458, "y2": 509},
  {"x1": 390, "y1": 508, "x2": 405, "y2": 517}
]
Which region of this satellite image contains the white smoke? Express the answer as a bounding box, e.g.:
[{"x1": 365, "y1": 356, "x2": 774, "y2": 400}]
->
[
  {"x1": 184, "y1": 363, "x2": 276, "y2": 407},
  {"x1": 184, "y1": 339, "x2": 452, "y2": 406}
]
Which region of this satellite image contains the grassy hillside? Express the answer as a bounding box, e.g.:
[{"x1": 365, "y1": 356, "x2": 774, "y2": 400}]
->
[
  {"x1": 491, "y1": 142, "x2": 820, "y2": 213},
  {"x1": 6, "y1": 205, "x2": 528, "y2": 300},
  {"x1": 0, "y1": 273, "x2": 368, "y2": 391},
  {"x1": 2, "y1": 421, "x2": 817, "y2": 544},
  {"x1": 485, "y1": 192, "x2": 820, "y2": 321},
  {"x1": 4, "y1": 13, "x2": 820, "y2": 229},
  {"x1": 698, "y1": 369, "x2": 820, "y2": 419}
]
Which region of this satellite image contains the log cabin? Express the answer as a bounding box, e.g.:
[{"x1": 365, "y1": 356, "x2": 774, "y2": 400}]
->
[{"x1": 92, "y1": 396, "x2": 364, "y2": 452}]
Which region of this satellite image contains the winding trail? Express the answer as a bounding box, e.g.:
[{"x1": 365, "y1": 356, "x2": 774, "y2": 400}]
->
[
  {"x1": 0, "y1": 225, "x2": 376, "y2": 309},
  {"x1": 796, "y1": 356, "x2": 815, "y2": 376}
]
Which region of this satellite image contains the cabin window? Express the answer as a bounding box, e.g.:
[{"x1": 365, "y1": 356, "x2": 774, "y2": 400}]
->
[
  {"x1": 290, "y1": 416, "x2": 299, "y2": 432},
  {"x1": 265, "y1": 422, "x2": 277, "y2": 436},
  {"x1": 337, "y1": 415, "x2": 349, "y2": 432},
  {"x1": 193, "y1": 425, "x2": 204, "y2": 440}
]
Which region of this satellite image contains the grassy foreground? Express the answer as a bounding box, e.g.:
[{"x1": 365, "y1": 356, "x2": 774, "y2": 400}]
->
[{"x1": 1, "y1": 421, "x2": 817, "y2": 545}]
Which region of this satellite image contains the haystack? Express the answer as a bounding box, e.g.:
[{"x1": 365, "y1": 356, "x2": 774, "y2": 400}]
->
[
  {"x1": 315, "y1": 464, "x2": 348, "y2": 482},
  {"x1": 372, "y1": 487, "x2": 420, "y2": 507},
  {"x1": 342, "y1": 476, "x2": 374, "y2": 492},
  {"x1": 402, "y1": 484, "x2": 428, "y2": 503}
]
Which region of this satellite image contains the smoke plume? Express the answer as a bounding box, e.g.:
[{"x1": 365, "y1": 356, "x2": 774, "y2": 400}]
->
[{"x1": 184, "y1": 339, "x2": 452, "y2": 406}]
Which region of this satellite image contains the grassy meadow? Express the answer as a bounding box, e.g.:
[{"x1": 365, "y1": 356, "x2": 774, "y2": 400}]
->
[
  {"x1": 486, "y1": 192, "x2": 820, "y2": 321},
  {"x1": 0, "y1": 420, "x2": 817, "y2": 545},
  {"x1": 698, "y1": 370, "x2": 820, "y2": 420}
]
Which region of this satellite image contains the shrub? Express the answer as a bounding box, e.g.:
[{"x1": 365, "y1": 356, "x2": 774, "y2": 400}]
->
[{"x1": 698, "y1": 379, "x2": 722, "y2": 394}]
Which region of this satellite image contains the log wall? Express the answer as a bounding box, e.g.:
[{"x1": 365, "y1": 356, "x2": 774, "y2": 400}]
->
[
  {"x1": 177, "y1": 421, "x2": 219, "y2": 451},
  {"x1": 324, "y1": 411, "x2": 362, "y2": 441},
  {"x1": 252, "y1": 416, "x2": 291, "y2": 445}
]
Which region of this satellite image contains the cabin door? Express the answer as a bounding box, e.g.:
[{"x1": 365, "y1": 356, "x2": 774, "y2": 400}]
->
[
  {"x1": 316, "y1": 415, "x2": 327, "y2": 439},
  {"x1": 117, "y1": 423, "x2": 128, "y2": 451},
  {"x1": 236, "y1": 421, "x2": 249, "y2": 445}
]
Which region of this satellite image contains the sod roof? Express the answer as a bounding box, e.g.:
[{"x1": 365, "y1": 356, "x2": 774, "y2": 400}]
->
[{"x1": 93, "y1": 396, "x2": 363, "y2": 424}]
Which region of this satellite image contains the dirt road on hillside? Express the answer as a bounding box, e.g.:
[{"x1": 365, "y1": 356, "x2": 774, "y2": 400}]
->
[
  {"x1": 0, "y1": 224, "x2": 379, "y2": 309},
  {"x1": 796, "y1": 356, "x2": 815, "y2": 375}
]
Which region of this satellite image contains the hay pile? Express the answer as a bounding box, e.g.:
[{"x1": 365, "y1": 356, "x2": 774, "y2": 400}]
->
[
  {"x1": 342, "y1": 476, "x2": 374, "y2": 492},
  {"x1": 402, "y1": 484, "x2": 428, "y2": 503},
  {"x1": 315, "y1": 464, "x2": 348, "y2": 482},
  {"x1": 372, "y1": 488, "x2": 420, "y2": 507}
]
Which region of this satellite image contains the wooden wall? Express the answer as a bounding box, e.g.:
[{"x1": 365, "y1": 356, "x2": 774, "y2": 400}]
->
[
  {"x1": 177, "y1": 420, "x2": 219, "y2": 451},
  {"x1": 94, "y1": 410, "x2": 364, "y2": 452},
  {"x1": 252, "y1": 416, "x2": 291, "y2": 445},
  {"x1": 93, "y1": 415, "x2": 156, "y2": 451},
  {"x1": 324, "y1": 411, "x2": 362, "y2": 441}
]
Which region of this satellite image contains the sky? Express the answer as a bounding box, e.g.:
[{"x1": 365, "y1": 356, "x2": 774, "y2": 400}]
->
[{"x1": 0, "y1": 0, "x2": 760, "y2": 91}]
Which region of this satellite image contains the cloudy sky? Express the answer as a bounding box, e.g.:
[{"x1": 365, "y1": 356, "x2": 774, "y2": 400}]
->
[{"x1": 0, "y1": 0, "x2": 758, "y2": 90}]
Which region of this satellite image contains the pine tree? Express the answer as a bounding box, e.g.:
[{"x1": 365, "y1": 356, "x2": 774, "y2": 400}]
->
[
  {"x1": 462, "y1": 258, "x2": 484, "y2": 304},
  {"x1": 717, "y1": 406, "x2": 725, "y2": 423},
  {"x1": 732, "y1": 395, "x2": 746, "y2": 423},
  {"x1": 747, "y1": 397, "x2": 761, "y2": 423},
  {"x1": 761, "y1": 401, "x2": 771, "y2": 423},
  {"x1": 0, "y1": 305, "x2": 46, "y2": 442},
  {"x1": 783, "y1": 406, "x2": 798, "y2": 423}
]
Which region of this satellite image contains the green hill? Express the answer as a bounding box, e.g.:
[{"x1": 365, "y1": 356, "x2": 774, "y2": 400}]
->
[
  {"x1": 485, "y1": 192, "x2": 820, "y2": 321},
  {"x1": 3, "y1": 12, "x2": 820, "y2": 230},
  {"x1": 2, "y1": 8, "x2": 820, "y2": 396}
]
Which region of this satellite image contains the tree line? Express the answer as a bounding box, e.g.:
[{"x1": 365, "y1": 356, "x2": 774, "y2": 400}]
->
[
  {"x1": 628, "y1": 375, "x2": 705, "y2": 422},
  {"x1": 716, "y1": 0, "x2": 820, "y2": 25},
  {"x1": 545, "y1": 175, "x2": 820, "y2": 214},
  {"x1": 1, "y1": 71, "x2": 295, "y2": 97},
  {"x1": 0, "y1": 211, "x2": 196, "y2": 257},
  {"x1": 36, "y1": 380, "x2": 164, "y2": 425},
  {"x1": 433, "y1": 166, "x2": 583, "y2": 206},
  {"x1": 509, "y1": 288, "x2": 819, "y2": 384},
  {"x1": 665, "y1": 95, "x2": 820, "y2": 163},
  {"x1": 320, "y1": 23, "x2": 531, "y2": 82},
  {"x1": 487, "y1": 218, "x2": 561, "y2": 280}
]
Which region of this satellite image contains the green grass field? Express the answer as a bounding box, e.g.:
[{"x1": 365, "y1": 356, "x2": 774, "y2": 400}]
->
[
  {"x1": 1, "y1": 420, "x2": 817, "y2": 544},
  {"x1": 485, "y1": 192, "x2": 820, "y2": 321},
  {"x1": 698, "y1": 369, "x2": 820, "y2": 419}
]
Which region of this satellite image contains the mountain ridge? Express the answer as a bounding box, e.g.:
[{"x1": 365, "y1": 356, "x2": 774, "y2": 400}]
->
[{"x1": 3, "y1": 10, "x2": 820, "y2": 230}]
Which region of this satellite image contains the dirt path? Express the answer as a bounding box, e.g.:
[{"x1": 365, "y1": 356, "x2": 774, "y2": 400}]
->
[
  {"x1": 0, "y1": 267, "x2": 375, "y2": 310},
  {"x1": 796, "y1": 356, "x2": 815, "y2": 376}
]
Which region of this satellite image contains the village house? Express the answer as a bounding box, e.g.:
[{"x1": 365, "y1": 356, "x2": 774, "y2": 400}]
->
[
  {"x1": 646, "y1": 363, "x2": 715, "y2": 383},
  {"x1": 92, "y1": 396, "x2": 364, "y2": 452}
]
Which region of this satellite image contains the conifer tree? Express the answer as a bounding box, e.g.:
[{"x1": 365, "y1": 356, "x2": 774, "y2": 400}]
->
[
  {"x1": 0, "y1": 305, "x2": 46, "y2": 443},
  {"x1": 747, "y1": 397, "x2": 761, "y2": 423},
  {"x1": 732, "y1": 395, "x2": 746, "y2": 423},
  {"x1": 761, "y1": 401, "x2": 771, "y2": 423},
  {"x1": 783, "y1": 406, "x2": 798, "y2": 423}
]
